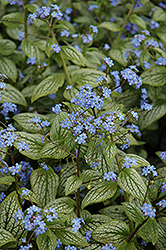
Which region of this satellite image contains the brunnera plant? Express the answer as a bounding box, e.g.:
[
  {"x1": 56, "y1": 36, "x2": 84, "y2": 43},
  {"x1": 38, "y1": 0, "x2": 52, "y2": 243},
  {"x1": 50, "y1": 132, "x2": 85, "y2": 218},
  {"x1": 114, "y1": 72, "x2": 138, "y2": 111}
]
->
[{"x1": 0, "y1": 0, "x2": 166, "y2": 249}]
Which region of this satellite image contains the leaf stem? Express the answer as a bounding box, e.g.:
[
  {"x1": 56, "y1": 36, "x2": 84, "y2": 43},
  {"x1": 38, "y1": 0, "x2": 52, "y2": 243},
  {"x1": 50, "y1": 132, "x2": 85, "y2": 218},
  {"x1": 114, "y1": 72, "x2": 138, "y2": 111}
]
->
[
  {"x1": 76, "y1": 144, "x2": 81, "y2": 218},
  {"x1": 113, "y1": 1, "x2": 137, "y2": 49},
  {"x1": 47, "y1": 21, "x2": 72, "y2": 85}
]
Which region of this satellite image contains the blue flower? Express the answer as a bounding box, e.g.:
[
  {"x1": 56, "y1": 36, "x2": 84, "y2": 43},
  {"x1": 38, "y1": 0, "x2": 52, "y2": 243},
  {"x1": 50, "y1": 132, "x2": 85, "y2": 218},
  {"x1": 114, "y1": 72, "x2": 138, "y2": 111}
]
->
[
  {"x1": 51, "y1": 43, "x2": 61, "y2": 53},
  {"x1": 141, "y1": 203, "x2": 156, "y2": 218},
  {"x1": 26, "y1": 57, "x2": 36, "y2": 65},
  {"x1": 51, "y1": 104, "x2": 62, "y2": 114}
]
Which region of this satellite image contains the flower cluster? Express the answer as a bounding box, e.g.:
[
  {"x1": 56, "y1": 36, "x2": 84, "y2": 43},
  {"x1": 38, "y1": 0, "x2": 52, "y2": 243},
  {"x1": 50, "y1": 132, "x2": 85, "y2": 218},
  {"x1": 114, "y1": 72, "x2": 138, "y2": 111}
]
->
[
  {"x1": 0, "y1": 73, "x2": 7, "y2": 100},
  {"x1": 111, "y1": 71, "x2": 122, "y2": 93},
  {"x1": 126, "y1": 123, "x2": 141, "y2": 136},
  {"x1": 132, "y1": 34, "x2": 146, "y2": 48},
  {"x1": 17, "y1": 141, "x2": 29, "y2": 151},
  {"x1": 17, "y1": 29, "x2": 25, "y2": 41},
  {"x1": 84, "y1": 231, "x2": 92, "y2": 242},
  {"x1": 102, "y1": 242, "x2": 116, "y2": 250},
  {"x1": 26, "y1": 57, "x2": 36, "y2": 65},
  {"x1": 39, "y1": 162, "x2": 49, "y2": 170},
  {"x1": 159, "y1": 151, "x2": 166, "y2": 160},
  {"x1": 81, "y1": 34, "x2": 93, "y2": 44},
  {"x1": 51, "y1": 103, "x2": 62, "y2": 114},
  {"x1": 27, "y1": 4, "x2": 63, "y2": 24},
  {"x1": 56, "y1": 239, "x2": 62, "y2": 249},
  {"x1": 71, "y1": 217, "x2": 85, "y2": 233},
  {"x1": 1, "y1": 102, "x2": 17, "y2": 118},
  {"x1": 103, "y1": 171, "x2": 117, "y2": 181},
  {"x1": 141, "y1": 203, "x2": 156, "y2": 218},
  {"x1": 48, "y1": 92, "x2": 57, "y2": 100},
  {"x1": 65, "y1": 246, "x2": 77, "y2": 250},
  {"x1": 0, "y1": 124, "x2": 17, "y2": 148},
  {"x1": 9, "y1": 163, "x2": 21, "y2": 175},
  {"x1": 90, "y1": 25, "x2": 98, "y2": 33},
  {"x1": 0, "y1": 192, "x2": 6, "y2": 203},
  {"x1": 103, "y1": 57, "x2": 114, "y2": 67},
  {"x1": 18, "y1": 161, "x2": 33, "y2": 187},
  {"x1": 155, "y1": 56, "x2": 166, "y2": 66},
  {"x1": 142, "y1": 165, "x2": 158, "y2": 177},
  {"x1": 160, "y1": 182, "x2": 166, "y2": 193},
  {"x1": 156, "y1": 199, "x2": 166, "y2": 208},
  {"x1": 121, "y1": 67, "x2": 142, "y2": 89},
  {"x1": 30, "y1": 117, "x2": 50, "y2": 128},
  {"x1": 122, "y1": 156, "x2": 137, "y2": 169},
  {"x1": 140, "y1": 88, "x2": 153, "y2": 111},
  {"x1": 15, "y1": 205, "x2": 58, "y2": 237},
  {"x1": 51, "y1": 43, "x2": 61, "y2": 53},
  {"x1": 125, "y1": 22, "x2": 139, "y2": 35}
]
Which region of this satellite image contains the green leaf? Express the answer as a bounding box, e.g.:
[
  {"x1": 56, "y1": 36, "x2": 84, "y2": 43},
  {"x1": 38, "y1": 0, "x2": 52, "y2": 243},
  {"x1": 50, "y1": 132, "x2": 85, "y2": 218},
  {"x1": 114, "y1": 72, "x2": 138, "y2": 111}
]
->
[
  {"x1": 86, "y1": 139, "x2": 120, "y2": 174},
  {"x1": 120, "y1": 154, "x2": 149, "y2": 168},
  {"x1": 98, "y1": 22, "x2": 121, "y2": 32},
  {"x1": 152, "y1": 47, "x2": 166, "y2": 59},
  {"x1": 138, "y1": 103, "x2": 166, "y2": 130},
  {"x1": 0, "y1": 58, "x2": 17, "y2": 82},
  {"x1": 99, "y1": 205, "x2": 127, "y2": 222},
  {"x1": 50, "y1": 112, "x2": 69, "y2": 141},
  {"x1": 26, "y1": 3, "x2": 39, "y2": 13},
  {"x1": 14, "y1": 132, "x2": 45, "y2": 160},
  {"x1": 0, "y1": 84, "x2": 27, "y2": 106},
  {"x1": 92, "y1": 220, "x2": 130, "y2": 245},
  {"x1": 31, "y1": 166, "x2": 59, "y2": 208},
  {"x1": 45, "y1": 38, "x2": 55, "y2": 57},
  {"x1": 60, "y1": 45, "x2": 85, "y2": 66},
  {"x1": 39, "y1": 141, "x2": 73, "y2": 159},
  {"x1": 129, "y1": 14, "x2": 147, "y2": 29},
  {"x1": 0, "y1": 191, "x2": 24, "y2": 240},
  {"x1": 109, "y1": 48, "x2": 127, "y2": 66},
  {"x1": 21, "y1": 38, "x2": 40, "y2": 63},
  {"x1": 0, "y1": 39, "x2": 16, "y2": 55},
  {"x1": 45, "y1": 197, "x2": 76, "y2": 214},
  {"x1": 65, "y1": 176, "x2": 82, "y2": 196},
  {"x1": 0, "y1": 176, "x2": 15, "y2": 186},
  {"x1": 116, "y1": 240, "x2": 137, "y2": 250},
  {"x1": 72, "y1": 68, "x2": 107, "y2": 87},
  {"x1": 122, "y1": 202, "x2": 144, "y2": 223},
  {"x1": 139, "y1": 50, "x2": 150, "y2": 67},
  {"x1": 153, "y1": 8, "x2": 166, "y2": 22},
  {"x1": 18, "y1": 188, "x2": 39, "y2": 204},
  {"x1": 37, "y1": 227, "x2": 57, "y2": 250},
  {"x1": 31, "y1": 73, "x2": 64, "y2": 102},
  {"x1": 81, "y1": 181, "x2": 117, "y2": 209},
  {"x1": 1, "y1": 12, "x2": 24, "y2": 28},
  {"x1": 103, "y1": 142, "x2": 118, "y2": 166},
  {"x1": 54, "y1": 228, "x2": 89, "y2": 247},
  {"x1": 0, "y1": 228, "x2": 17, "y2": 247},
  {"x1": 82, "y1": 214, "x2": 112, "y2": 234},
  {"x1": 118, "y1": 168, "x2": 147, "y2": 201},
  {"x1": 137, "y1": 218, "x2": 159, "y2": 245},
  {"x1": 80, "y1": 170, "x2": 102, "y2": 183},
  {"x1": 141, "y1": 66, "x2": 166, "y2": 86},
  {"x1": 58, "y1": 163, "x2": 76, "y2": 196},
  {"x1": 13, "y1": 113, "x2": 50, "y2": 133}
]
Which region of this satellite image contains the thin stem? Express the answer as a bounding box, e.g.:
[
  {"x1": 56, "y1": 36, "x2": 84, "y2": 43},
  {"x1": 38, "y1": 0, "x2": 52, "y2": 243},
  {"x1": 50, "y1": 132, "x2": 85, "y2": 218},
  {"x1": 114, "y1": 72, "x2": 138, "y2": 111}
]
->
[
  {"x1": 31, "y1": 168, "x2": 43, "y2": 190},
  {"x1": 24, "y1": 0, "x2": 29, "y2": 38},
  {"x1": 113, "y1": 1, "x2": 137, "y2": 49},
  {"x1": 127, "y1": 217, "x2": 148, "y2": 242},
  {"x1": 28, "y1": 33, "x2": 50, "y2": 39},
  {"x1": 76, "y1": 144, "x2": 81, "y2": 218},
  {"x1": 143, "y1": 177, "x2": 151, "y2": 204},
  {"x1": 0, "y1": 150, "x2": 10, "y2": 156},
  {"x1": 48, "y1": 139, "x2": 76, "y2": 159},
  {"x1": 47, "y1": 21, "x2": 72, "y2": 85}
]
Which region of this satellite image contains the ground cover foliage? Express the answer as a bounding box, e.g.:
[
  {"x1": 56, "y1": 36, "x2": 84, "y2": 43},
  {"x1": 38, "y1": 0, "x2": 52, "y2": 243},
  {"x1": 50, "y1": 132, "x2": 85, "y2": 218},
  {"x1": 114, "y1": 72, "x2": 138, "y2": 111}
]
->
[{"x1": 0, "y1": 0, "x2": 166, "y2": 249}]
